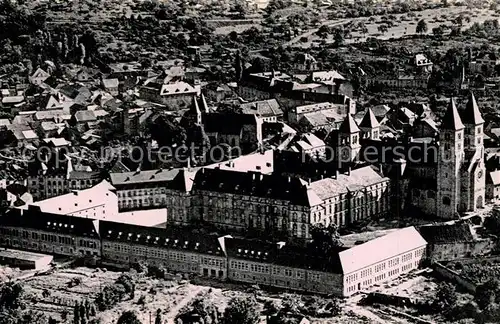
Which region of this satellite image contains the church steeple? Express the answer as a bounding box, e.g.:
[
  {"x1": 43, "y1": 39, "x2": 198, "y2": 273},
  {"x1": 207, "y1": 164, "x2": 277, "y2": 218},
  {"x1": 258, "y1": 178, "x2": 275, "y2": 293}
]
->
[
  {"x1": 359, "y1": 108, "x2": 380, "y2": 140},
  {"x1": 335, "y1": 114, "x2": 361, "y2": 167},
  {"x1": 461, "y1": 92, "x2": 484, "y2": 153},
  {"x1": 441, "y1": 98, "x2": 464, "y2": 131},
  {"x1": 462, "y1": 92, "x2": 484, "y2": 125},
  {"x1": 339, "y1": 114, "x2": 360, "y2": 134},
  {"x1": 436, "y1": 97, "x2": 465, "y2": 220}
]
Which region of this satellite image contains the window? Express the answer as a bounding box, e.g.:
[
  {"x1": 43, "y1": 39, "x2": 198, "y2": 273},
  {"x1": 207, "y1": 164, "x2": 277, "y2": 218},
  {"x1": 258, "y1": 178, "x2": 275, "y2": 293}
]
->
[{"x1": 443, "y1": 197, "x2": 451, "y2": 206}]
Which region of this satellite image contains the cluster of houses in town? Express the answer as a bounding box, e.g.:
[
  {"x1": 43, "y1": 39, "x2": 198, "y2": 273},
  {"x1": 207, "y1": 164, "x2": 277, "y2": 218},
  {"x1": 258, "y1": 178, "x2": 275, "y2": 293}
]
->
[{"x1": 1, "y1": 49, "x2": 500, "y2": 298}]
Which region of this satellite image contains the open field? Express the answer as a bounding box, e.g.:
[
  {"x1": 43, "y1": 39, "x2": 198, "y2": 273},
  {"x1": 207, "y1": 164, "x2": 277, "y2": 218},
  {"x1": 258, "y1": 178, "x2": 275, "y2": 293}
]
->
[
  {"x1": 10, "y1": 266, "x2": 384, "y2": 323},
  {"x1": 291, "y1": 6, "x2": 500, "y2": 48},
  {"x1": 23, "y1": 267, "x2": 121, "y2": 321}
]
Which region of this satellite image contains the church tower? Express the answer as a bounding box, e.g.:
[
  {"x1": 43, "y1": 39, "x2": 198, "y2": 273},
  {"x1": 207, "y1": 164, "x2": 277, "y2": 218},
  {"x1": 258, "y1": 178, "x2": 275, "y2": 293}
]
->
[
  {"x1": 335, "y1": 114, "x2": 361, "y2": 168},
  {"x1": 459, "y1": 91, "x2": 486, "y2": 211},
  {"x1": 436, "y1": 98, "x2": 465, "y2": 219},
  {"x1": 358, "y1": 108, "x2": 381, "y2": 140},
  {"x1": 462, "y1": 92, "x2": 484, "y2": 154}
]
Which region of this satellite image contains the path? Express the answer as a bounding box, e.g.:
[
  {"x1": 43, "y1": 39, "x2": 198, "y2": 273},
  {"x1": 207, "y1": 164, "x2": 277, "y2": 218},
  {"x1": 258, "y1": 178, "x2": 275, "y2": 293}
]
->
[
  {"x1": 165, "y1": 284, "x2": 208, "y2": 324},
  {"x1": 345, "y1": 303, "x2": 389, "y2": 324}
]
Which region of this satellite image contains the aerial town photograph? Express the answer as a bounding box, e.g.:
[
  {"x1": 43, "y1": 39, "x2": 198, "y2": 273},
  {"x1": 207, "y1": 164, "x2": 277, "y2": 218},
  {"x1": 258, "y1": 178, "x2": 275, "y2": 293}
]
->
[{"x1": 5, "y1": 0, "x2": 500, "y2": 323}]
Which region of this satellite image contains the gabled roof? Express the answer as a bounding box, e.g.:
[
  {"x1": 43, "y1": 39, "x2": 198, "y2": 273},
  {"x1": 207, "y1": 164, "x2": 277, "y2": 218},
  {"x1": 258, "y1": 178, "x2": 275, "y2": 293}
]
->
[
  {"x1": 417, "y1": 223, "x2": 475, "y2": 244},
  {"x1": 359, "y1": 108, "x2": 380, "y2": 129},
  {"x1": 338, "y1": 114, "x2": 360, "y2": 134},
  {"x1": 239, "y1": 99, "x2": 283, "y2": 117},
  {"x1": 339, "y1": 227, "x2": 427, "y2": 274},
  {"x1": 31, "y1": 68, "x2": 50, "y2": 80},
  {"x1": 461, "y1": 92, "x2": 485, "y2": 125},
  {"x1": 1, "y1": 207, "x2": 99, "y2": 238},
  {"x1": 224, "y1": 237, "x2": 345, "y2": 274},
  {"x1": 192, "y1": 168, "x2": 315, "y2": 207},
  {"x1": 109, "y1": 169, "x2": 181, "y2": 187},
  {"x1": 309, "y1": 166, "x2": 387, "y2": 200},
  {"x1": 100, "y1": 221, "x2": 224, "y2": 256},
  {"x1": 74, "y1": 110, "x2": 97, "y2": 123},
  {"x1": 159, "y1": 82, "x2": 196, "y2": 96},
  {"x1": 102, "y1": 78, "x2": 119, "y2": 89},
  {"x1": 441, "y1": 98, "x2": 464, "y2": 131}
]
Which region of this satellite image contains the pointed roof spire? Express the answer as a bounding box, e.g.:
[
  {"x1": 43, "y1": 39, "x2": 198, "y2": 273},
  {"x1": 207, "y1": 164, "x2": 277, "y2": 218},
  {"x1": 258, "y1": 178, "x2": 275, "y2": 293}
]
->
[
  {"x1": 441, "y1": 98, "x2": 464, "y2": 131},
  {"x1": 359, "y1": 108, "x2": 380, "y2": 128},
  {"x1": 339, "y1": 114, "x2": 360, "y2": 134},
  {"x1": 462, "y1": 91, "x2": 485, "y2": 125}
]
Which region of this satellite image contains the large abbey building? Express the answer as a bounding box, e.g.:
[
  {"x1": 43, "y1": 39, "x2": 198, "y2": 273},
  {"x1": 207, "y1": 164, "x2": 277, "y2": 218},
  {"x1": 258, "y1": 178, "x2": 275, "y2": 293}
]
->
[{"x1": 436, "y1": 93, "x2": 485, "y2": 218}]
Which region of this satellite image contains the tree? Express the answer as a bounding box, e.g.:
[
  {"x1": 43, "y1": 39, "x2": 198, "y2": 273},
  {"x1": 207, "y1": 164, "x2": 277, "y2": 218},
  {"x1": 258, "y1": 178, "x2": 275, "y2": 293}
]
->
[
  {"x1": 222, "y1": 297, "x2": 259, "y2": 324},
  {"x1": 73, "y1": 303, "x2": 80, "y2": 324},
  {"x1": 116, "y1": 274, "x2": 135, "y2": 299},
  {"x1": 235, "y1": 50, "x2": 243, "y2": 81},
  {"x1": 233, "y1": 0, "x2": 250, "y2": 17},
  {"x1": 316, "y1": 25, "x2": 330, "y2": 39},
  {"x1": 377, "y1": 24, "x2": 389, "y2": 34},
  {"x1": 416, "y1": 19, "x2": 428, "y2": 35},
  {"x1": 154, "y1": 309, "x2": 162, "y2": 324},
  {"x1": 475, "y1": 279, "x2": 500, "y2": 309},
  {"x1": 310, "y1": 223, "x2": 341, "y2": 256},
  {"x1": 0, "y1": 283, "x2": 25, "y2": 312},
  {"x1": 433, "y1": 282, "x2": 458, "y2": 310},
  {"x1": 484, "y1": 208, "x2": 500, "y2": 233},
  {"x1": 359, "y1": 22, "x2": 368, "y2": 35},
  {"x1": 432, "y1": 26, "x2": 444, "y2": 37},
  {"x1": 117, "y1": 311, "x2": 141, "y2": 324},
  {"x1": 333, "y1": 28, "x2": 344, "y2": 47}
]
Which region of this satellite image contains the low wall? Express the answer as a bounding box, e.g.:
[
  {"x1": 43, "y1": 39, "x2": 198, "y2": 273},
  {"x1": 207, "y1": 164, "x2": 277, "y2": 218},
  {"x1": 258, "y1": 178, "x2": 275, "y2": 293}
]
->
[{"x1": 432, "y1": 262, "x2": 477, "y2": 293}]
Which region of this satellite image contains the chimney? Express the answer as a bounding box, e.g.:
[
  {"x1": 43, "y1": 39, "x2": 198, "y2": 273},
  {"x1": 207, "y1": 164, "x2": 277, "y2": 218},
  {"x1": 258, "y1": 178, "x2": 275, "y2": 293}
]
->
[
  {"x1": 334, "y1": 170, "x2": 339, "y2": 179},
  {"x1": 287, "y1": 176, "x2": 291, "y2": 183},
  {"x1": 308, "y1": 178, "x2": 311, "y2": 185},
  {"x1": 347, "y1": 167, "x2": 351, "y2": 176}
]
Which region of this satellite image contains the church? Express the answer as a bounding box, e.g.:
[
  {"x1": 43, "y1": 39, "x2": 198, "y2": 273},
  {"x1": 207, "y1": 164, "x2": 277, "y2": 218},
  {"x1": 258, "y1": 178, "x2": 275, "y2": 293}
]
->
[
  {"x1": 436, "y1": 93, "x2": 485, "y2": 219},
  {"x1": 328, "y1": 92, "x2": 486, "y2": 220}
]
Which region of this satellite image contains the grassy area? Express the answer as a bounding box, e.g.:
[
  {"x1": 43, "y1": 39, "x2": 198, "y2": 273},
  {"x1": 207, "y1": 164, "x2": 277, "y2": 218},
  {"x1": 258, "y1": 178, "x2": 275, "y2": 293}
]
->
[
  {"x1": 452, "y1": 259, "x2": 500, "y2": 284},
  {"x1": 293, "y1": 6, "x2": 500, "y2": 48},
  {"x1": 8, "y1": 265, "x2": 394, "y2": 323},
  {"x1": 23, "y1": 267, "x2": 121, "y2": 321}
]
